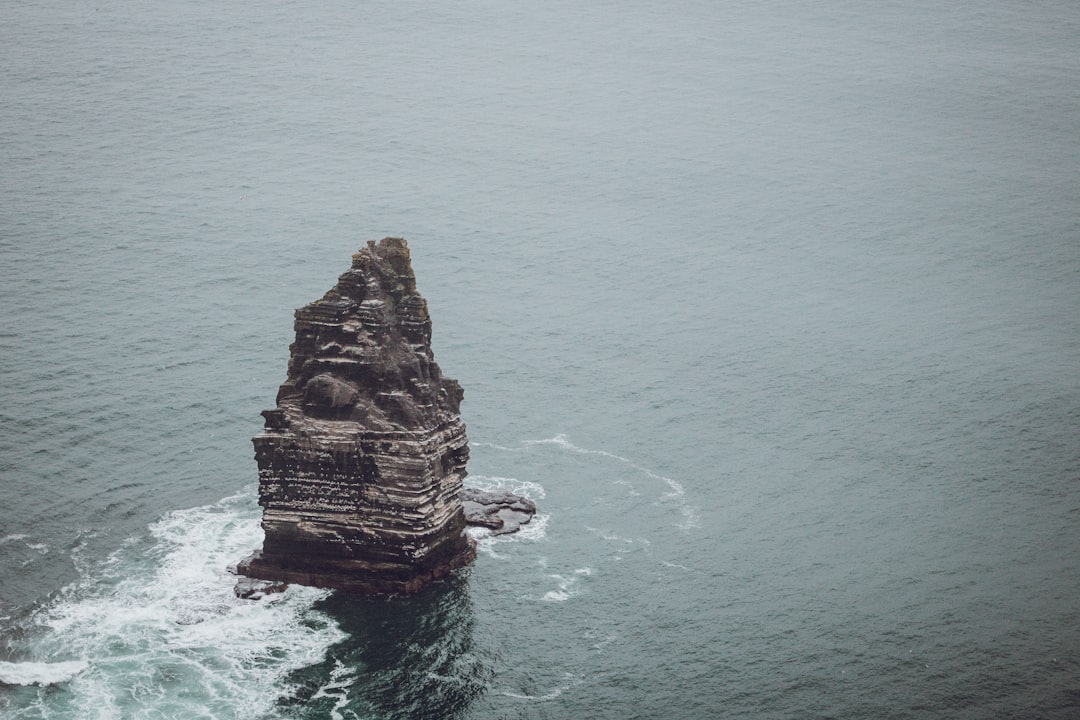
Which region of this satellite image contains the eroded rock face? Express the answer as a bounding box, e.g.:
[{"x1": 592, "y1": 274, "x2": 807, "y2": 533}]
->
[{"x1": 238, "y1": 238, "x2": 476, "y2": 594}]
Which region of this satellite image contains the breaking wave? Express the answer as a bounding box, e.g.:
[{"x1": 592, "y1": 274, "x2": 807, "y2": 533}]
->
[
  {"x1": 498, "y1": 672, "x2": 584, "y2": 701},
  {"x1": 0, "y1": 660, "x2": 88, "y2": 687},
  {"x1": 464, "y1": 475, "x2": 549, "y2": 554},
  {"x1": 2, "y1": 491, "x2": 345, "y2": 720},
  {"x1": 526, "y1": 433, "x2": 700, "y2": 530}
]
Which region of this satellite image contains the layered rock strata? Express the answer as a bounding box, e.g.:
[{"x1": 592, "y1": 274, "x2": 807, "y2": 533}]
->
[{"x1": 238, "y1": 238, "x2": 476, "y2": 594}]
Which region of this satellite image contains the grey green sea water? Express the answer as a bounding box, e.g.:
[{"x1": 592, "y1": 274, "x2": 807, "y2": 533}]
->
[{"x1": 2, "y1": 1, "x2": 1079, "y2": 717}]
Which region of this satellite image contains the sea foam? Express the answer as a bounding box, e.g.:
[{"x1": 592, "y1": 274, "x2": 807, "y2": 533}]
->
[
  {"x1": 0, "y1": 660, "x2": 88, "y2": 687},
  {"x1": 465, "y1": 475, "x2": 549, "y2": 553},
  {"x1": 11, "y1": 490, "x2": 344, "y2": 720},
  {"x1": 525, "y1": 434, "x2": 697, "y2": 531}
]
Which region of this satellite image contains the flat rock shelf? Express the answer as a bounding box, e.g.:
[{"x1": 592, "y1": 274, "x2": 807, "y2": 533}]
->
[{"x1": 460, "y1": 487, "x2": 537, "y2": 536}]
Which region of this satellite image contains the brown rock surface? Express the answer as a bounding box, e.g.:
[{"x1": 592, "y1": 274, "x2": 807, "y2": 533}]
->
[{"x1": 238, "y1": 238, "x2": 476, "y2": 593}]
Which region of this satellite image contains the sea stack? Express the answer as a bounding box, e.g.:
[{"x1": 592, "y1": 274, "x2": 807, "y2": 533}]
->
[{"x1": 238, "y1": 238, "x2": 476, "y2": 593}]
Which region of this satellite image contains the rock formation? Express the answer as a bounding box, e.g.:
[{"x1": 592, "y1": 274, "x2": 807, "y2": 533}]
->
[
  {"x1": 460, "y1": 488, "x2": 537, "y2": 536},
  {"x1": 238, "y1": 238, "x2": 476, "y2": 594}
]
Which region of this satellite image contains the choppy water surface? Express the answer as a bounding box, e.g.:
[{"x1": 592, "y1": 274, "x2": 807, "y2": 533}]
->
[{"x1": 2, "y1": 1, "x2": 1079, "y2": 717}]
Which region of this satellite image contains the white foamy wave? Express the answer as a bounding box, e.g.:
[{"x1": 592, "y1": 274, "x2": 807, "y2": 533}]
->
[
  {"x1": 464, "y1": 475, "x2": 549, "y2": 552},
  {"x1": 531, "y1": 434, "x2": 697, "y2": 532},
  {"x1": 0, "y1": 660, "x2": 88, "y2": 686},
  {"x1": 537, "y1": 567, "x2": 592, "y2": 603},
  {"x1": 470, "y1": 441, "x2": 525, "y2": 452},
  {"x1": 677, "y1": 505, "x2": 701, "y2": 530},
  {"x1": 584, "y1": 628, "x2": 618, "y2": 651},
  {"x1": 0, "y1": 534, "x2": 51, "y2": 566},
  {"x1": 586, "y1": 527, "x2": 634, "y2": 544},
  {"x1": 468, "y1": 532, "x2": 508, "y2": 559},
  {"x1": 465, "y1": 474, "x2": 546, "y2": 500},
  {"x1": 662, "y1": 477, "x2": 685, "y2": 499},
  {"x1": 310, "y1": 659, "x2": 357, "y2": 720},
  {"x1": 499, "y1": 672, "x2": 583, "y2": 701},
  {"x1": 526, "y1": 434, "x2": 650, "y2": 478},
  {"x1": 586, "y1": 527, "x2": 654, "y2": 546},
  {"x1": 470, "y1": 513, "x2": 550, "y2": 556},
  {"x1": 18, "y1": 489, "x2": 345, "y2": 720}
]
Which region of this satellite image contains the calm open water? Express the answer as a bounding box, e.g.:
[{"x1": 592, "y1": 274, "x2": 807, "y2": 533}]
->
[{"x1": 2, "y1": 1, "x2": 1079, "y2": 717}]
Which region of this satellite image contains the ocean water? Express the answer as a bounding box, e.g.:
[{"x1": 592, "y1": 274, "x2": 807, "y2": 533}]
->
[{"x1": 2, "y1": 0, "x2": 1079, "y2": 717}]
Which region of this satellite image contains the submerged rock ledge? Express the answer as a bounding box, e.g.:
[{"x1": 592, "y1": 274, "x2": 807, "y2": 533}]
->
[{"x1": 461, "y1": 487, "x2": 537, "y2": 536}]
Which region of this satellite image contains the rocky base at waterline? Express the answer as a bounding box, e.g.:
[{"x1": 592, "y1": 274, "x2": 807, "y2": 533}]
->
[
  {"x1": 461, "y1": 488, "x2": 537, "y2": 536},
  {"x1": 234, "y1": 487, "x2": 537, "y2": 599},
  {"x1": 233, "y1": 576, "x2": 288, "y2": 601}
]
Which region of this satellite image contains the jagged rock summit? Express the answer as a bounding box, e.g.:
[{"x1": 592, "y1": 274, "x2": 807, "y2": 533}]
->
[{"x1": 238, "y1": 238, "x2": 477, "y2": 593}]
